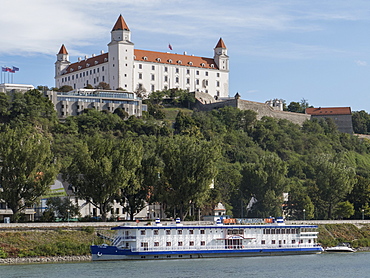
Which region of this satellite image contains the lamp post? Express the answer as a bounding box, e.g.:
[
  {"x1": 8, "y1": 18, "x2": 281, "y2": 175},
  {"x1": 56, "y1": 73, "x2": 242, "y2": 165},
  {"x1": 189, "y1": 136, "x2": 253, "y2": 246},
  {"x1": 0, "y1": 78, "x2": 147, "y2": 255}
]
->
[
  {"x1": 67, "y1": 209, "x2": 70, "y2": 223},
  {"x1": 362, "y1": 209, "x2": 364, "y2": 220},
  {"x1": 303, "y1": 209, "x2": 306, "y2": 221}
]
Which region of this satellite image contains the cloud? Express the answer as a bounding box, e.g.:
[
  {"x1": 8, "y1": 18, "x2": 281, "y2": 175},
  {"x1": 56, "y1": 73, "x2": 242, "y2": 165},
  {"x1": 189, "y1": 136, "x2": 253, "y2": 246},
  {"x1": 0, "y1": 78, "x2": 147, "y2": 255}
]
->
[{"x1": 355, "y1": 60, "x2": 367, "y2": 66}]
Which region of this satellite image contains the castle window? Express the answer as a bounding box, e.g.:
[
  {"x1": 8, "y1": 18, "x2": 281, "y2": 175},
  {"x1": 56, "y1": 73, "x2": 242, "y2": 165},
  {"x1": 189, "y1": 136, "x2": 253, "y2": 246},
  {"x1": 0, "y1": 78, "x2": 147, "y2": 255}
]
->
[
  {"x1": 211, "y1": 64, "x2": 214, "y2": 68},
  {"x1": 175, "y1": 77, "x2": 179, "y2": 83},
  {"x1": 151, "y1": 85, "x2": 155, "y2": 91},
  {"x1": 68, "y1": 77, "x2": 70, "y2": 81},
  {"x1": 164, "y1": 76, "x2": 168, "y2": 82},
  {"x1": 186, "y1": 78, "x2": 190, "y2": 84},
  {"x1": 217, "y1": 73, "x2": 220, "y2": 77},
  {"x1": 95, "y1": 61, "x2": 98, "y2": 65},
  {"x1": 205, "y1": 72, "x2": 208, "y2": 76},
  {"x1": 164, "y1": 67, "x2": 168, "y2": 72},
  {"x1": 156, "y1": 58, "x2": 161, "y2": 62},
  {"x1": 196, "y1": 79, "x2": 199, "y2": 85},
  {"x1": 152, "y1": 65, "x2": 155, "y2": 70},
  {"x1": 216, "y1": 81, "x2": 220, "y2": 87},
  {"x1": 72, "y1": 75, "x2": 74, "y2": 80},
  {"x1": 78, "y1": 66, "x2": 82, "y2": 70},
  {"x1": 80, "y1": 73, "x2": 82, "y2": 78},
  {"x1": 188, "y1": 62, "x2": 193, "y2": 66},
  {"x1": 186, "y1": 69, "x2": 190, "y2": 75},
  {"x1": 177, "y1": 60, "x2": 182, "y2": 64},
  {"x1": 139, "y1": 73, "x2": 142, "y2": 79},
  {"x1": 201, "y1": 63, "x2": 205, "y2": 67},
  {"x1": 97, "y1": 68, "x2": 99, "y2": 73},
  {"x1": 102, "y1": 66, "x2": 104, "y2": 71},
  {"x1": 102, "y1": 76, "x2": 105, "y2": 81},
  {"x1": 143, "y1": 56, "x2": 148, "y2": 60},
  {"x1": 139, "y1": 64, "x2": 142, "y2": 69},
  {"x1": 90, "y1": 70, "x2": 92, "y2": 75},
  {"x1": 176, "y1": 68, "x2": 179, "y2": 73},
  {"x1": 196, "y1": 71, "x2": 199, "y2": 75},
  {"x1": 70, "y1": 69, "x2": 73, "y2": 72},
  {"x1": 86, "y1": 63, "x2": 90, "y2": 67},
  {"x1": 151, "y1": 74, "x2": 155, "y2": 81},
  {"x1": 83, "y1": 72, "x2": 85, "y2": 77},
  {"x1": 104, "y1": 58, "x2": 108, "y2": 62},
  {"x1": 168, "y1": 59, "x2": 172, "y2": 63},
  {"x1": 93, "y1": 69, "x2": 96, "y2": 74}
]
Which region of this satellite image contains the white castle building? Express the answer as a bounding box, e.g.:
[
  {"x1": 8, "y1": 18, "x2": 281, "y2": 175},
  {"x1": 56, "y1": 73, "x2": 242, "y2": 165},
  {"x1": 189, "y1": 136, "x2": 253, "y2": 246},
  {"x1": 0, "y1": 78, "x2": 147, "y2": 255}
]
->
[{"x1": 55, "y1": 15, "x2": 229, "y2": 98}]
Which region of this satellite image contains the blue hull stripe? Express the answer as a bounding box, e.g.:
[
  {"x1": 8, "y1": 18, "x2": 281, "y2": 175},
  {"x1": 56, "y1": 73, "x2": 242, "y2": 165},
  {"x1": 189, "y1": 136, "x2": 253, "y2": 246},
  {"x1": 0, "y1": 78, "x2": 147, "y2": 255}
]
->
[{"x1": 91, "y1": 245, "x2": 322, "y2": 257}]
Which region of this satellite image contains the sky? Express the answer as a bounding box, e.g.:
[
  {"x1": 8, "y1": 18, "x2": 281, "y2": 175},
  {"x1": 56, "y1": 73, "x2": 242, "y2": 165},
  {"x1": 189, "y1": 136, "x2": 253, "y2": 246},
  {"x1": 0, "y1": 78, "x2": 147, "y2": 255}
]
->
[{"x1": 1, "y1": 0, "x2": 370, "y2": 111}]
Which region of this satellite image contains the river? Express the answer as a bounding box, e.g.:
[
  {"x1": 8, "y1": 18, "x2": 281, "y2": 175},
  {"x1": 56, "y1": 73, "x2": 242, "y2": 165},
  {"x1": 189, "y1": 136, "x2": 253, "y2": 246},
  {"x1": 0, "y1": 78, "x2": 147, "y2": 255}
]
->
[{"x1": 0, "y1": 252, "x2": 367, "y2": 278}]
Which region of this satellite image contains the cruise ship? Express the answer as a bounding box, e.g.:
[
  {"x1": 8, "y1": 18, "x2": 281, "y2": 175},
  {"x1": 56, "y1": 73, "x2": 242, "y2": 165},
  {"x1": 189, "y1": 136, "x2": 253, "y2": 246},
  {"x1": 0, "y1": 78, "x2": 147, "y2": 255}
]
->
[{"x1": 91, "y1": 217, "x2": 323, "y2": 261}]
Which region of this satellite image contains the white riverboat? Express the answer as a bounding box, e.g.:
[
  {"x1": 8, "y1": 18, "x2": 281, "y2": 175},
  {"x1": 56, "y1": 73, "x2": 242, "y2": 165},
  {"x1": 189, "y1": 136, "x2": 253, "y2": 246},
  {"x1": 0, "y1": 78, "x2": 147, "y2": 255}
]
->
[{"x1": 91, "y1": 217, "x2": 323, "y2": 261}]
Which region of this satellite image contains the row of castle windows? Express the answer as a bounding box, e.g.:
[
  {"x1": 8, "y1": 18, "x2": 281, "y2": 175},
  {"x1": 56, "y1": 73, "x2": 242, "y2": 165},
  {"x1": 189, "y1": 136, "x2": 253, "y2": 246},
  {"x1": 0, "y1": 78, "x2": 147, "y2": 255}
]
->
[
  {"x1": 138, "y1": 64, "x2": 220, "y2": 77},
  {"x1": 138, "y1": 74, "x2": 219, "y2": 87},
  {"x1": 62, "y1": 67, "x2": 105, "y2": 83}
]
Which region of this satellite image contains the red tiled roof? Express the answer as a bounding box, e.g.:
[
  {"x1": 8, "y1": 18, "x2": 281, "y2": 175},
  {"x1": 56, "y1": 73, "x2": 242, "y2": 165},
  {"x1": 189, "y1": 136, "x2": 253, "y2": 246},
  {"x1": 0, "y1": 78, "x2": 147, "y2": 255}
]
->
[
  {"x1": 112, "y1": 15, "x2": 129, "y2": 31},
  {"x1": 134, "y1": 49, "x2": 218, "y2": 69},
  {"x1": 215, "y1": 38, "x2": 226, "y2": 48},
  {"x1": 58, "y1": 44, "x2": 68, "y2": 55},
  {"x1": 305, "y1": 107, "x2": 352, "y2": 115},
  {"x1": 62, "y1": 53, "x2": 108, "y2": 75},
  {"x1": 62, "y1": 49, "x2": 217, "y2": 75}
]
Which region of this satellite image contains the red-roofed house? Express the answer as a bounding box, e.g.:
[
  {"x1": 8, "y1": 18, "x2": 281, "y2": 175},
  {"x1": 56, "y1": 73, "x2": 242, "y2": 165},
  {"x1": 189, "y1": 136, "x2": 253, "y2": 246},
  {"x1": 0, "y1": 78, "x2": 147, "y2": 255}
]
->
[
  {"x1": 305, "y1": 107, "x2": 353, "y2": 134},
  {"x1": 55, "y1": 15, "x2": 229, "y2": 98}
]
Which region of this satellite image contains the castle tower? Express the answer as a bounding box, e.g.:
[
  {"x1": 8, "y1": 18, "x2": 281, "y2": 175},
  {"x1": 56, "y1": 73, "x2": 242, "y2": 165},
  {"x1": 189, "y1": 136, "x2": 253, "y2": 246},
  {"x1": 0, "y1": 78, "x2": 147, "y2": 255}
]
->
[
  {"x1": 55, "y1": 44, "x2": 70, "y2": 77},
  {"x1": 108, "y1": 15, "x2": 134, "y2": 91},
  {"x1": 213, "y1": 38, "x2": 229, "y2": 71}
]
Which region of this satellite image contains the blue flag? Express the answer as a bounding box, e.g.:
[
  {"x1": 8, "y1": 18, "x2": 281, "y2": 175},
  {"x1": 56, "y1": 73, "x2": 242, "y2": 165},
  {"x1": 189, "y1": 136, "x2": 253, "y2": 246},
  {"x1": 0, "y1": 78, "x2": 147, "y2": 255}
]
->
[
  {"x1": 12, "y1": 66, "x2": 19, "y2": 71},
  {"x1": 1, "y1": 67, "x2": 7, "y2": 72}
]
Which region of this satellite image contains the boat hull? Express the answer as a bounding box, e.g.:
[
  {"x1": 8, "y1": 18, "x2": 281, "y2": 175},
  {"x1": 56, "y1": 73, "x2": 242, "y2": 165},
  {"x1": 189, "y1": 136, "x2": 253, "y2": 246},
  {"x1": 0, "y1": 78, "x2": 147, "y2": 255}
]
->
[{"x1": 91, "y1": 245, "x2": 323, "y2": 261}]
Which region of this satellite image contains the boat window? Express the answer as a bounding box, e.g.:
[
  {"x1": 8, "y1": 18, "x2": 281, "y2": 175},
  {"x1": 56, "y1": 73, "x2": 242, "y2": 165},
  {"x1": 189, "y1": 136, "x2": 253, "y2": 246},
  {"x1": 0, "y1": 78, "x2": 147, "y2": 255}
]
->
[
  {"x1": 271, "y1": 229, "x2": 276, "y2": 234},
  {"x1": 178, "y1": 230, "x2": 183, "y2": 235},
  {"x1": 265, "y1": 229, "x2": 270, "y2": 234},
  {"x1": 154, "y1": 230, "x2": 159, "y2": 235},
  {"x1": 166, "y1": 230, "x2": 171, "y2": 235},
  {"x1": 154, "y1": 242, "x2": 159, "y2": 247},
  {"x1": 140, "y1": 230, "x2": 146, "y2": 235},
  {"x1": 286, "y1": 229, "x2": 290, "y2": 234},
  {"x1": 292, "y1": 240, "x2": 296, "y2": 244},
  {"x1": 201, "y1": 241, "x2": 205, "y2": 246},
  {"x1": 261, "y1": 240, "x2": 265, "y2": 244},
  {"x1": 271, "y1": 240, "x2": 276, "y2": 244},
  {"x1": 166, "y1": 242, "x2": 171, "y2": 246},
  {"x1": 276, "y1": 229, "x2": 280, "y2": 234},
  {"x1": 200, "y1": 230, "x2": 205, "y2": 234},
  {"x1": 189, "y1": 241, "x2": 194, "y2": 246},
  {"x1": 189, "y1": 230, "x2": 194, "y2": 234},
  {"x1": 281, "y1": 229, "x2": 286, "y2": 234},
  {"x1": 178, "y1": 242, "x2": 183, "y2": 246},
  {"x1": 239, "y1": 229, "x2": 244, "y2": 234}
]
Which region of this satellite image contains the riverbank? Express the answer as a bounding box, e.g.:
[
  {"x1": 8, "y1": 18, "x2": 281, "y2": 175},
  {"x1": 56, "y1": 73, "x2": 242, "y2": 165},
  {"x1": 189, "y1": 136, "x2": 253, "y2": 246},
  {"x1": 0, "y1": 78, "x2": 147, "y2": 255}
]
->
[{"x1": 0, "y1": 255, "x2": 91, "y2": 265}]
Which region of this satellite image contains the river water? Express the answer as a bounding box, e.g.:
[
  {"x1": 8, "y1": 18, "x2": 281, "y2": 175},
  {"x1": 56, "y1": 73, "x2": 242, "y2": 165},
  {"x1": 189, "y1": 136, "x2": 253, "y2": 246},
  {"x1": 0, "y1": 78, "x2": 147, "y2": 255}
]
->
[{"x1": 0, "y1": 252, "x2": 367, "y2": 278}]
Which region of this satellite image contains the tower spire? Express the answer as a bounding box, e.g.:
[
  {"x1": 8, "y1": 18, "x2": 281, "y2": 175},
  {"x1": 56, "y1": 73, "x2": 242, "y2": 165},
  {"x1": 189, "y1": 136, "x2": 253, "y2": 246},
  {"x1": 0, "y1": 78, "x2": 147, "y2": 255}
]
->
[
  {"x1": 112, "y1": 15, "x2": 130, "y2": 31},
  {"x1": 215, "y1": 38, "x2": 226, "y2": 49},
  {"x1": 58, "y1": 44, "x2": 68, "y2": 55}
]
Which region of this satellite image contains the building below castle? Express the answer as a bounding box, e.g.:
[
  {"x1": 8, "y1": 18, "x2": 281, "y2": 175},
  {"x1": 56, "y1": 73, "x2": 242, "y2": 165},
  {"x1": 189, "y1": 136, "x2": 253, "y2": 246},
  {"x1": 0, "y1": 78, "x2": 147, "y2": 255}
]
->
[
  {"x1": 55, "y1": 15, "x2": 229, "y2": 99},
  {"x1": 45, "y1": 88, "x2": 146, "y2": 118},
  {"x1": 305, "y1": 107, "x2": 353, "y2": 134}
]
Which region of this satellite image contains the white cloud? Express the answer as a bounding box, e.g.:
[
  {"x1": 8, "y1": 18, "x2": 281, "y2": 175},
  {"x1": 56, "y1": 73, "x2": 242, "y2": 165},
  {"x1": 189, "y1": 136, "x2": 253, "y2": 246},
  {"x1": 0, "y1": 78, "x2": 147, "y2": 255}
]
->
[{"x1": 355, "y1": 60, "x2": 367, "y2": 66}]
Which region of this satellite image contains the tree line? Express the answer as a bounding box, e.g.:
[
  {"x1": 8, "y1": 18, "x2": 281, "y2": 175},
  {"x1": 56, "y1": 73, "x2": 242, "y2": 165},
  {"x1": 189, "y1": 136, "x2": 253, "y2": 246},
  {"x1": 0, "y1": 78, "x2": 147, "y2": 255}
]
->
[{"x1": 1, "y1": 89, "x2": 370, "y2": 222}]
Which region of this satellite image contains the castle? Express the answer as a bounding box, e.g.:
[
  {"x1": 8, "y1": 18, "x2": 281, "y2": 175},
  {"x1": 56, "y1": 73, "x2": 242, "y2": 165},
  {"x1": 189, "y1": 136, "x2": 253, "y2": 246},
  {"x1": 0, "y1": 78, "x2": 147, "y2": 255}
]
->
[{"x1": 55, "y1": 15, "x2": 229, "y2": 98}]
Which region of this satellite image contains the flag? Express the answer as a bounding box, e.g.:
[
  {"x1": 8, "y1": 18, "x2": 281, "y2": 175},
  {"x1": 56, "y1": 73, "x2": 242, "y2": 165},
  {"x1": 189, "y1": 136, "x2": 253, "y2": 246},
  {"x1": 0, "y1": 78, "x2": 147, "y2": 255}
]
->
[
  {"x1": 12, "y1": 66, "x2": 19, "y2": 71},
  {"x1": 168, "y1": 44, "x2": 173, "y2": 50},
  {"x1": 8, "y1": 69, "x2": 15, "y2": 73},
  {"x1": 1, "y1": 67, "x2": 7, "y2": 72}
]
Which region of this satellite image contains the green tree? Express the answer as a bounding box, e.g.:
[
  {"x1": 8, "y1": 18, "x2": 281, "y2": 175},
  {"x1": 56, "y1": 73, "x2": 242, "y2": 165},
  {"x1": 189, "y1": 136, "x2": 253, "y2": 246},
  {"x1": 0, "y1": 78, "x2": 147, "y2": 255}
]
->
[
  {"x1": 0, "y1": 126, "x2": 59, "y2": 222},
  {"x1": 241, "y1": 153, "x2": 288, "y2": 217},
  {"x1": 311, "y1": 154, "x2": 356, "y2": 219},
  {"x1": 64, "y1": 134, "x2": 143, "y2": 221},
  {"x1": 334, "y1": 201, "x2": 355, "y2": 219},
  {"x1": 43, "y1": 197, "x2": 80, "y2": 221},
  {"x1": 95, "y1": 82, "x2": 111, "y2": 90},
  {"x1": 57, "y1": 85, "x2": 73, "y2": 92},
  {"x1": 155, "y1": 136, "x2": 221, "y2": 220}
]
